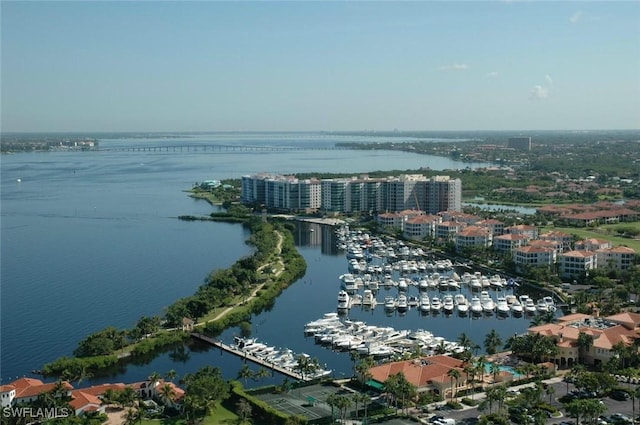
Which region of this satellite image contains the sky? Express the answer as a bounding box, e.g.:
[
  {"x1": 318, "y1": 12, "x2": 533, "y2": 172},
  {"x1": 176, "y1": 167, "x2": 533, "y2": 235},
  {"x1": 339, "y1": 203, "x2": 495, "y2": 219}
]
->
[{"x1": 1, "y1": 1, "x2": 639, "y2": 133}]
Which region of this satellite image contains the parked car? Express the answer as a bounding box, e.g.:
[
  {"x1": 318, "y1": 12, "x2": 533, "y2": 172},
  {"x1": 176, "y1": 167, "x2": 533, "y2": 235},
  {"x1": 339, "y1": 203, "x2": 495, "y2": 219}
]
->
[{"x1": 610, "y1": 390, "x2": 631, "y2": 401}]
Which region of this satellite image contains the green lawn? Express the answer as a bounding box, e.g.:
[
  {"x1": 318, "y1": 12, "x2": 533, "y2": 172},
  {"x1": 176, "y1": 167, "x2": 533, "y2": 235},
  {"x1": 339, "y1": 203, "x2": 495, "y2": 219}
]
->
[
  {"x1": 141, "y1": 403, "x2": 239, "y2": 425},
  {"x1": 541, "y1": 225, "x2": 640, "y2": 252}
]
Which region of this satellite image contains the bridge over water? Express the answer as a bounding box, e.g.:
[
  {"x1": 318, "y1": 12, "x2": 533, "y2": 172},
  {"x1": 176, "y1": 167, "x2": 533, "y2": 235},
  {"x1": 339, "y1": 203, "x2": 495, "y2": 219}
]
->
[{"x1": 98, "y1": 144, "x2": 349, "y2": 153}]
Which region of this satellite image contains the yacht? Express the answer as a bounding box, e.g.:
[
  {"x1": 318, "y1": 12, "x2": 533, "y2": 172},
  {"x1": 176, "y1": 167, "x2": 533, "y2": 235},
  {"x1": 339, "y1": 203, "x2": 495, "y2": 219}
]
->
[
  {"x1": 480, "y1": 291, "x2": 495, "y2": 312},
  {"x1": 470, "y1": 296, "x2": 483, "y2": 315},
  {"x1": 469, "y1": 278, "x2": 482, "y2": 291},
  {"x1": 496, "y1": 296, "x2": 510, "y2": 315},
  {"x1": 510, "y1": 300, "x2": 524, "y2": 315},
  {"x1": 337, "y1": 290, "x2": 350, "y2": 311},
  {"x1": 447, "y1": 279, "x2": 461, "y2": 291},
  {"x1": 396, "y1": 293, "x2": 408, "y2": 311},
  {"x1": 490, "y1": 275, "x2": 505, "y2": 290},
  {"x1": 384, "y1": 295, "x2": 396, "y2": 311},
  {"x1": 362, "y1": 289, "x2": 376, "y2": 307},
  {"x1": 442, "y1": 295, "x2": 455, "y2": 314},
  {"x1": 536, "y1": 298, "x2": 550, "y2": 313},
  {"x1": 397, "y1": 278, "x2": 409, "y2": 292},
  {"x1": 454, "y1": 294, "x2": 469, "y2": 315},
  {"x1": 523, "y1": 298, "x2": 537, "y2": 314},
  {"x1": 407, "y1": 295, "x2": 420, "y2": 308},
  {"x1": 420, "y1": 295, "x2": 431, "y2": 312},
  {"x1": 430, "y1": 296, "x2": 442, "y2": 312}
]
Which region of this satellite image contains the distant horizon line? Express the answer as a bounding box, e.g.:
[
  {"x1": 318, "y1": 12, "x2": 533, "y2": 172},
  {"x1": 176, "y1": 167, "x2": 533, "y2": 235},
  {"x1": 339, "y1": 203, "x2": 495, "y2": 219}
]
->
[{"x1": 2, "y1": 128, "x2": 639, "y2": 135}]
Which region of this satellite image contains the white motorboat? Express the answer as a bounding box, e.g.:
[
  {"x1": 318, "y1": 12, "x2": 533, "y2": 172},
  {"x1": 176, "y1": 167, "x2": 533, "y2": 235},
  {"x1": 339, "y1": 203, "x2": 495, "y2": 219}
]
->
[
  {"x1": 447, "y1": 279, "x2": 461, "y2": 290},
  {"x1": 480, "y1": 291, "x2": 495, "y2": 312},
  {"x1": 469, "y1": 278, "x2": 482, "y2": 291},
  {"x1": 418, "y1": 278, "x2": 430, "y2": 291},
  {"x1": 510, "y1": 300, "x2": 524, "y2": 315},
  {"x1": 543, "y1": 296, "x2": 557, "y2": 312},
  {"x1": 470, "y1": 296, "x2": 483, "y2": 315},
  {"x1": 430, "y1": 296, "x2": 442, "y2": 312},
  {"x1": 396, "y1": 293, "x2": 408, "y2": 311},
  {"x1": 536, "y1": 298, "x2": 550, "y2": 313},
  {"x1": 407, "y1": 295, "x2": 420, "y2": 308},
  {"x1": 496, "y1": 296, "x2": 510, "y2": 315},
  {"x1": 523, "y1": 298, "x2": 537, "y2": 314},
  {"x1": 384, "y1": 295, "x2": 396, "y2": 311},
  {"x1": 398, "y1": 278, "x2": 409, "y2": 292},
  {"x1": 420, "y1": 295, "x2": 431, "y2": 312},
  {"x1": 337, "y1": 290, "x2": 350, "y2": 311},
  {"x1": 362, "y1": 289, "x2": 377, "y2": 307},
  {"x1": 454, "y1": 293, "x2": 469, "y2": 315},
  {"x1": 490, "y1": 275, "x2": 505, "y2": 290},
  {"x1": 442, "y1": 295, "x2": 455, "y2": 314}
]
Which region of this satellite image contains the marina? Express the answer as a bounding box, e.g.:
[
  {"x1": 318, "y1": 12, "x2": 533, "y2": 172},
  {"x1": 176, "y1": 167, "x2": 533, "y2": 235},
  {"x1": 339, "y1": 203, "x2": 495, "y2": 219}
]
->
[
  {"x1": 334, "y1": 226, "x2": 558, "y2": 320},
  {"x1": 191, "y1": 333, "x2": 331, "y2": 381}
]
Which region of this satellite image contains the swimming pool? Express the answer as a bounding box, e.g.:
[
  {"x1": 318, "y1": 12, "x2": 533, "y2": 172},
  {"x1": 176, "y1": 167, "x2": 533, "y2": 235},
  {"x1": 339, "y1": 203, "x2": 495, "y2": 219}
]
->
[{"x1": 484, "y1": 362, "x2": 523, "y2": 378}]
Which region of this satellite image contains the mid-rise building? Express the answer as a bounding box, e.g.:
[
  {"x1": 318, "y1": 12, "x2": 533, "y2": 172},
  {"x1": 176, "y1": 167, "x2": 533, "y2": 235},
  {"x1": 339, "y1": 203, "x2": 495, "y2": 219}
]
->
[
  {"x1": 455, "y1": 226, "x2": 493, "y2": 252},
  {"x1": 425, "y1": 176, "x2": 462, "y2": 214},
  {"x1": 508, "y1": 137, "x2": 532, "y2": 151},
  {"x1": 558, "y1": 250, "x2": 598, "y2": 279}
]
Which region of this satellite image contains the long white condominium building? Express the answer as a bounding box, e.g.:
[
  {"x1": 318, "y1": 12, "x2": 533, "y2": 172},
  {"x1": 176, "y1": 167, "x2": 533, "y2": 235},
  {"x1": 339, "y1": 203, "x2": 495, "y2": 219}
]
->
[
  {"x1": 241, "y1": 173, "x2": 322, "y2": 211},
  {"x1": 241, "y1": 173, "x2": 461, "y2": 214}
]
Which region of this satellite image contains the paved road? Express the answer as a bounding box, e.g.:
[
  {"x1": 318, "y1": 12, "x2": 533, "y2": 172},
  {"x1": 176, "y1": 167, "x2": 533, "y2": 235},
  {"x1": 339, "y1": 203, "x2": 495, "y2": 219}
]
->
[{"x1": 374, "y1": 376, "x2": 637, "y2": 425}]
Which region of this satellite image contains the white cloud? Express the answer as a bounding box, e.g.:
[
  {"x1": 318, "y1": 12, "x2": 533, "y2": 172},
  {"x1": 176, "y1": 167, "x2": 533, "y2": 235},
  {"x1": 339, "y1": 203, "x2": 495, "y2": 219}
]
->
[
  {"x1": 545, "y1": 74, "x2": 553, "y2": 85},
  {"x1": 569, "y1": 11, "x2": 583, "y2": 24},
  {"x1": 529, "y1": 85, "x2": 549, "y2": 100},
  {"x1": 439, "y1": 63, "x2": 469, "y2": 71},
  {"x1": 486, "y1": 71, "x2": 499, "y2": 78}
]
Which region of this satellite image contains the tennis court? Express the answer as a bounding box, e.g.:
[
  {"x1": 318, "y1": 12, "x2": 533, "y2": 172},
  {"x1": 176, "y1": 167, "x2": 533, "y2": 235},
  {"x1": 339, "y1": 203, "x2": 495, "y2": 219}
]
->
[{"x1": 254, "y1": 382, "x2": 354, "y2": 421}]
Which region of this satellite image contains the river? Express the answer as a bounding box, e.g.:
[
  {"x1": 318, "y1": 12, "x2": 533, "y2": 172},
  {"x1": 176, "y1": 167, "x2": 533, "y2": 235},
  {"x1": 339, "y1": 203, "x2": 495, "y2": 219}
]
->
[{"x1": 1, "y1": 133, "x2": 533, "y2": 387}]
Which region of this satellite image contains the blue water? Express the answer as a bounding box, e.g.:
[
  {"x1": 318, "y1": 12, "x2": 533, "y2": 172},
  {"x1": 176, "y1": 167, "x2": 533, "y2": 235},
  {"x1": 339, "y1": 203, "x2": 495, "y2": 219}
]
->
[
  {"x1": 485, "y1": 362, "x2": 523, "y2": 378},
  {"x1": 1, "y1": 133, "x2": 521, "y2": 387}
]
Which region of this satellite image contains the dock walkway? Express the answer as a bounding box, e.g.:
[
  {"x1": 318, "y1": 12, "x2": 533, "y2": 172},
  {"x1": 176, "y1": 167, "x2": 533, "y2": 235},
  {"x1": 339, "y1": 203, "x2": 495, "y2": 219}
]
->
[{"x1": 191, "y1": 333, "x2": 306, "y2": 381}]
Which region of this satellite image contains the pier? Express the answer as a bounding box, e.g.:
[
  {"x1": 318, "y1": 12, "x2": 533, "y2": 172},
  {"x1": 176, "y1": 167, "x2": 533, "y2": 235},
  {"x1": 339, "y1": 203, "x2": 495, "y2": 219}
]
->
[{"x1": 190, "y1": 333, "x2": 306, "y2": 381}]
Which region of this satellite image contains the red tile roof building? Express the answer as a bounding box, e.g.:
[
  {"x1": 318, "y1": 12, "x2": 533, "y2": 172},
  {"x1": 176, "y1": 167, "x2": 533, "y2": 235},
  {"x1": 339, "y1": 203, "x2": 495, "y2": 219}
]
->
[
  {"x1": 529, "y1": 312, "x2": 640, "y2": 368},
  {"x1": 367, "y1": 355, "x2": 472, "y2": 398}
]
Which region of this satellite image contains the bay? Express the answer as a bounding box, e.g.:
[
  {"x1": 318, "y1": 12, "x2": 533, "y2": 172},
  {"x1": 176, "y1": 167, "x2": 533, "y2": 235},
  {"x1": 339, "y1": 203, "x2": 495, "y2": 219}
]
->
[{"x1": 1, "y1": 133, "x2": 525, "y2": 387}]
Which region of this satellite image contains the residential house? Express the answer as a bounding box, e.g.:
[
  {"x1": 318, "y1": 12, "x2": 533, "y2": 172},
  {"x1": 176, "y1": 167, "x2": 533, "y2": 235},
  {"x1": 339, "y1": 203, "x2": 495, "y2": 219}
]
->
[{"x1": 529, "y1": 312, "x2": 640, "y2": 368}]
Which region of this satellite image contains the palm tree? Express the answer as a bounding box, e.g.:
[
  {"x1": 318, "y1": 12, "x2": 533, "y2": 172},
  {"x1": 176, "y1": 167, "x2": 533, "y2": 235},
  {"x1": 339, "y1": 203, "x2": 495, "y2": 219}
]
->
[
  {"x1": 159, "y1": 383, "x2": 176, "y2": 407},
  {"x1": 351, "y1": 392, "x2": 370, "y2": 421},
  {"x1": 147, "y1": 372, "x2": 162, "y2": 394},
  {"x1": 120, "y1": 387, "x2": 138, "y2": 408},
  {"x1": 489, "y1": 362, "x2": 501, "y2": 383},
  {"x1": 457, "y1": 332, "x2": 474, "y2": 351},
  {"x1": 235, "y1": 398, "x2": 252, "y2": 424},
  {"x1": 355, "y1": 356, "x2": 375, "y2": 388},
  {"x1": 124, "y1": 408, "x2": 139, "y2": 425},
  {"x1": 237, "y1": 364, "x2": 254, "y2": 385},
  {"x1": 484, "y1": 329, "x2": 503, "y2": 355},
  {"x1": 254, "y1": 367, "x2": 271, "y2": 382},
  {"x1": 165, "y1": 369, "x2": 177, "y2": 382},
  {"x1": 326, "y1": 393, "x2": 338, "y2": 421},
  {"x1": 463, "y1": 363, "x2": 476, "y2": 399},
  {"x1": 545, "y1": 385, "x2": 555, "y2": 403},
  {"x1": 577, "y1": 331, "x2": 594, "y2": 365},
  {"x1": 447, "y1": 368, "x2": 461, "y2": 401}
]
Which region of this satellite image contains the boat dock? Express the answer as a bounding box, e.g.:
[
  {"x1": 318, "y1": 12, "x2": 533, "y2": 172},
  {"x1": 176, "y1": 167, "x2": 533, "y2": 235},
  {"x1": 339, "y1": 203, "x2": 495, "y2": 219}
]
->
[{"x1": 190, "y1": 333, "x2": 306, "y2": 381}]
